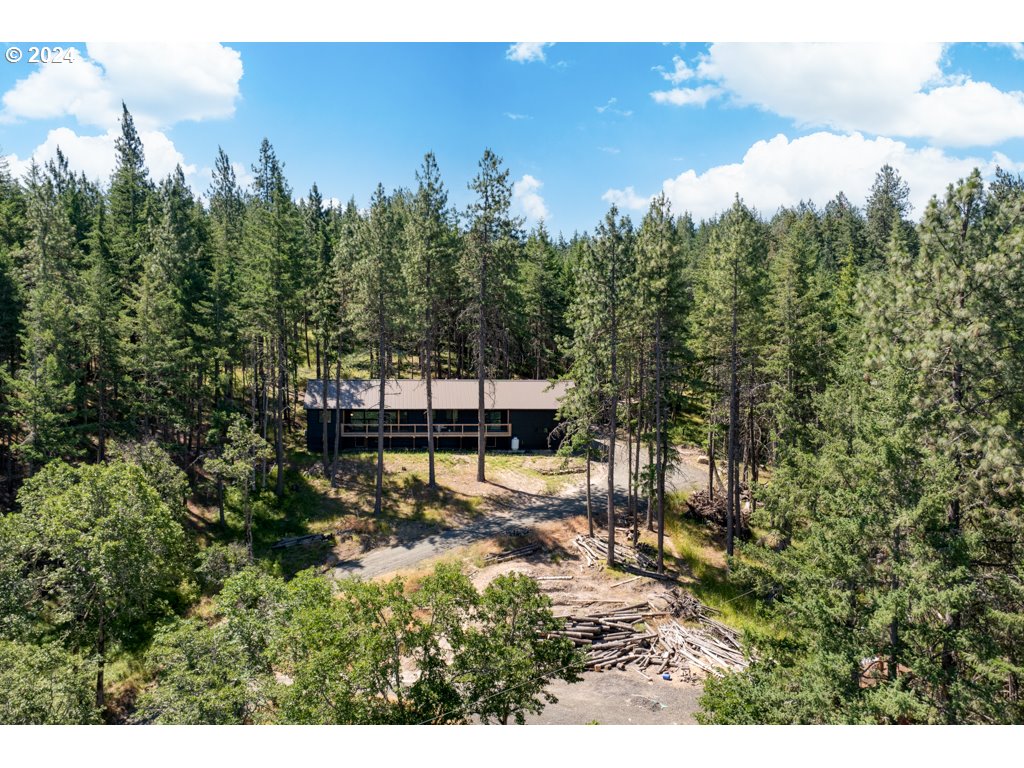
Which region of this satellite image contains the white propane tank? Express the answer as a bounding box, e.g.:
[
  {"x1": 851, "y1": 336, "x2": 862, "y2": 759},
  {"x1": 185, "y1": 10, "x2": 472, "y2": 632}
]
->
[{"x1": 511, "y1": 436, "x2": 520, "y2": 452}]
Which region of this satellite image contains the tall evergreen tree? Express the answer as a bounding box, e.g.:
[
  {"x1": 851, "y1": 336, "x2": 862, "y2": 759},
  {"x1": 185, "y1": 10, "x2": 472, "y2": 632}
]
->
[
  {"x1": 464, "y1": 150, "x2": 521, "y2": 482},
  {"x1": 691, "y1": 198, "x2": 767, "y2": 556},
  {"x1": 354, "y1": 185, "x2": 406, "y2": 514},
  {"x1": 107, "y1": 104, "x2": 153, "y2": 296},
  {"x1": 634, "y1": 194, "x2": 686, "y2": 571},
  {"x1": 405, "y1": 153, "x2": 456, "y2": 488},
  {"x1": 570, "y1": 206, "x2": 633, "y2": 565}
]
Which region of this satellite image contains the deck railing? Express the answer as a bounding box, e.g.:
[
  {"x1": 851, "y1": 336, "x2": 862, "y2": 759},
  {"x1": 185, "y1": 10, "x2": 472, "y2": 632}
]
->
[{"x1": 340, "y1": 423, "x2": 512, "y2": 437}]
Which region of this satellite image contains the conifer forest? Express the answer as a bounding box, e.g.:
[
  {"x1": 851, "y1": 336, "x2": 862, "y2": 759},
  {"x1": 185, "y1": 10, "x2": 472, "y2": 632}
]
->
[{"x1": 1, "y1": 102, "x2": 1023, "y2": 725}]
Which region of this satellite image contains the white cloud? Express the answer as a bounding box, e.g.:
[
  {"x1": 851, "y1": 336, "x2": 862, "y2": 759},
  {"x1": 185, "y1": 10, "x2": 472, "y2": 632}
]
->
[
  {"x1": 1000, "y1": 43, "x2": 1024, "y2": 60},
  {"x1": 0, "y1": 49, "x2": 115, "y2": 126},
  {"x1": 506, "y1": 43, "x2": 553, "y2": 64},
  {"x1": 599, "y1": 146, "x2": 621, "y2": 154},
  {"x1": 504, "y1": 112, "x2": 532, "y2": 120},
  {"x1": 602, "y1": 186, "x2": 651, "y2": 211},
  {"x1": 513, "y1": 174, "x2": 550, "y2": 222},
  {"x1": 603, "y1": 131, "x2": 1024, "y2": 221},
  {"x1": 694, "y1": 43, "x2": 1024, "y2": 147},
  {"x1": 0, "y1": 42, "x2": 243, "y2": 192},
  {"x1": 653, "y1": 55, "x2": 694, "y2": 84},
  {"x1": 1, "y1": 42, "x2": 243, "y2": 130},
  {"x1": 596, "y1": 97, "x2": 633, "y2": 117},
  {"x1": 5, "y1": 126, "x2": 195, "y2": 184},
  {"x1": 85, "y1": 42, "x2": 243, "y2": 130},
  {"x1": 650, "y1": 85, "x2": 721, "y2": 107}
]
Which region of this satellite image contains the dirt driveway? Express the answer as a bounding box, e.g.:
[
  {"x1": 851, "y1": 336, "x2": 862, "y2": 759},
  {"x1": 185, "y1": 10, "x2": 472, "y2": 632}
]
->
[
  {"x1": 526, "y1": 669, "x2": 703, "y2": 725},
  {"x1": 331, "y1": 441, "x2": 706, "y2": 581}
]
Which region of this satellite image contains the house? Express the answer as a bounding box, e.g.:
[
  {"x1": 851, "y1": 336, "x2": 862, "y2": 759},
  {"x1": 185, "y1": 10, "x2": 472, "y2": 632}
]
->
[{"x1": 304, "y1": 378, "x2": 571, "y2": 453}]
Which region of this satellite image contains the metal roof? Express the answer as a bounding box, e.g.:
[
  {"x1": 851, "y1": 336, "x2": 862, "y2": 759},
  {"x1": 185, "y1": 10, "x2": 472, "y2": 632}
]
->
[{"x1": 303, "y1": 379, "x2": 571, "y2": 411}]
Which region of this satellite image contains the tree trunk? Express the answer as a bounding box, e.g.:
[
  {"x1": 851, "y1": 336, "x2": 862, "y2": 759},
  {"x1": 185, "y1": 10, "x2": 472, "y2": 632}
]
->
[
  {"x1": 726, "y1": 268, "x2": 739, "y2": 559},
  {"x1": 586, "y1": 440, "x2": 593, "y2": 537},
  {"x1": 97, "y1": 374, "x2": 107, "y2": 463},
  {"x1": 95, "y1": 613, "x2": 106, "y2": 712},
  {"x1": 275, "y1": 332, "x2": 285, "y2": 498},
  {"x1": 374, "y1": 326, "x2": 386, "y2": 516},
  {"x1": 626, "y1": 362, "x2": 634, "y2": 530},
  {"x1": 426, "y1": 344, "x2": 436, "y2": 489},
  {"x1": 646, "y1": 439, "x2": 654, "y2": 531},
  {"x1": 260, "y1": 338, "x2": 268, "y2": 491},
  {"x1": 244, "y1": 486, "x2": 254, "y2": 562},
  {"x1": 475, "y1": 231, "x2": 487, "y2": 481},
  {"x1": 633, "y1": 352, "x2": 644, "y2": 545},
  {"x1": 708, "y1": 423, "x2": 716, "y2": 500},
  {"x1": 330, "y1": 330, "x2": 343, "y2": 486},
  {"x1": 477, "y1": 272, "x2": 487, "y2": 482},
  {"x1": 607, "y1": 328, "x2": 618, "y2": 567},
  {"x1": 655, "y1": 314, "x2": 665, "y2": 574}
]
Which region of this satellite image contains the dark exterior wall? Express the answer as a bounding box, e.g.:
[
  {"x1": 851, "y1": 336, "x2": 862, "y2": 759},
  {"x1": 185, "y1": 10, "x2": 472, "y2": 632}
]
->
[
  {"x1": 306, "y1": 408, "x2": 560, "y2": 453},
  {"x1": 509, "y1": 410, "x2": 562, "y2": 450}
]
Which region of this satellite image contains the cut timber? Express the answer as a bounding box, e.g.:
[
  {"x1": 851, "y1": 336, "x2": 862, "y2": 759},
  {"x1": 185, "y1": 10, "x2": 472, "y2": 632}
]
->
[
  {"x1": 611, "y1": 575, "x2": 643, "y2": 588},
  {"x1": 271, "y1": 533, "x2": 332, "y2": 549}
]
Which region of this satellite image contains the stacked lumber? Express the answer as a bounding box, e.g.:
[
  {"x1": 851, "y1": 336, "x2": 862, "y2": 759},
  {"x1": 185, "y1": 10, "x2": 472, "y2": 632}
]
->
[
  {"x1": 573, "y1": 535, "x2": 657, "y2": 571},
  {"x1": 484, "y1": 543, "x2": 540, "y2": 564}
]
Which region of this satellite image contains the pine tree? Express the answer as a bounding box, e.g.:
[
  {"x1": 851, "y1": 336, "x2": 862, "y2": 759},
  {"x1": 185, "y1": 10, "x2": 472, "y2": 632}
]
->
[
  {"x1": 354, "y1": 185, "x2": 406, "y2": 515},
  {"x1": 569, "y1": 206, "x2": 633, "y2": 565},
  {"x1": 691, "y1": 198, "x2": 767, "y2": 557},
  {"x1": 79, "y1": 202, "x2": 121, "y2": 460},
  {"x1": 763, "y1": 206, "x2": 830, "y2": 459},
  {"x1": 242, "y1": 140, "x2": 303, "y2": 496},
  {"x1": 633, "y1": 194, "x2": 687, "y2": 571},
  {"x1": 405, "y1": 152, "x2": 456, "y2": 488},
  {"x1": 108, "y1": 104, "x2": 153, "y2": 296},
  {"x1": 207, "y1": 148, "x2": 245, "y2": 412},
  {"x1": 519, "y1": 223, "x2": 566, "y2": 379},
  {"x1": 464, "y1": 150, "x2": 522, "y2": 481},
  {"x1": 11, "y1": 162, "x2": 82, "y2": 472},
  {"x1": 865, "y1": 164, "x2": 916, "y2": 264}
]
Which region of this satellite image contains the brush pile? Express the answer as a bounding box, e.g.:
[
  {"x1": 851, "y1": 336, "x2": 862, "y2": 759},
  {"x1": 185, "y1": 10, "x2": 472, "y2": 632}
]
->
[
  {"x1": 685, "y1": 489, "x2": 753, "y2": 537},
  {"x1": 684, "y1": 489, "x2": 728, "y2": 527}
]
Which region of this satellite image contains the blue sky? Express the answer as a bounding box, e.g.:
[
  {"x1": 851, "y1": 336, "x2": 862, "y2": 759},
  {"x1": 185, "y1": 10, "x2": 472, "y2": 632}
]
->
[{"x1": 2, "y1": 42, "x2": 1024, "y2": 234}]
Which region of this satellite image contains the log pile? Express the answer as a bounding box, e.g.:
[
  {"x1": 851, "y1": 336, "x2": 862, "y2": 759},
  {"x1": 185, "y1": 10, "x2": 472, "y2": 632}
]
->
[
  {"x1": 548, "y1": 596, "x2": 750, "y2": 679},
  {"x1": 484, "y1": 542, "x2": 541, "y2": 564},
  {"x1": 573, "y1": 535, "x2": 657, "y2": 571},
  {"x1": 271, "y1": 532, "x2": 332, "y2": 549}
]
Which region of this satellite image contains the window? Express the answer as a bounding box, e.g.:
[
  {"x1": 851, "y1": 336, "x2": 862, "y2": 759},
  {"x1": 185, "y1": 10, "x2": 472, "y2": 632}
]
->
[
  {"x1": 485, "y1": 410, "x2": 505, "y2": 432},
  {"x1": 349, "y1": 410, "x2": 391, "y2": 426}
]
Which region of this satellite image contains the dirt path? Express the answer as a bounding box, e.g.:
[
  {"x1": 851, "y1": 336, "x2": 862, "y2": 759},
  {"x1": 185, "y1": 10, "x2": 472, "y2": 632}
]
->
[
  {"x1": 332, "y1": 442, "x2": 706, "y2": 581},
  {"x1": 332, "y1": 483, "x2": 597, "y2": 579}
]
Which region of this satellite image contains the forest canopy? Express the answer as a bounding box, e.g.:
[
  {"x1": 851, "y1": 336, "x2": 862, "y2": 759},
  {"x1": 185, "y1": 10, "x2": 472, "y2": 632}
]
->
[{"x1": 0, "y1": 103, "x2": 1022, "y2": 724}]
